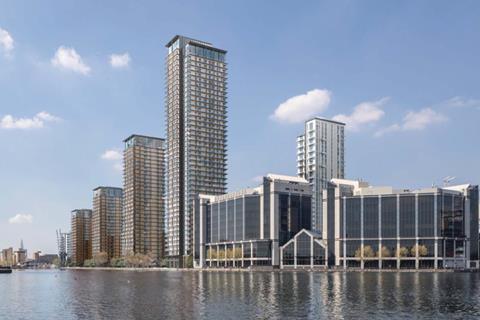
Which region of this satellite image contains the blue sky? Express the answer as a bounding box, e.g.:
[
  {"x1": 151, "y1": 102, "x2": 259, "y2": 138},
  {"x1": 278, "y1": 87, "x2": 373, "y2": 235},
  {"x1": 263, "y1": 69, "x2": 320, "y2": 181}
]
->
[{"x1": 1, "y1": 1, "x2": 479, "y2": 254}]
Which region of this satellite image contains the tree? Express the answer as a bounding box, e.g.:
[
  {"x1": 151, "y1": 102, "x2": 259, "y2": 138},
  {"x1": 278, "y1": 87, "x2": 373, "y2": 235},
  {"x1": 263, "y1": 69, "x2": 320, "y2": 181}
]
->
[
  {"x1": 398, "y1": 247, "x2": 409, "y2": 257},
  {"x1": 93, "y1": 252, "x2": 108, "y2": 267},
  {"x1": 234, "y1": 247, "x2": 243, "y2": 259},
  {"x1": 378, "y1": 246, "x2": 391, "y2": 258},
  {"x1": 110, "y1": 257, "x2": 125, "y2": 268},
  {"x1": 363, "y1": 246, "x2": 375, "y2": 258},
  {"x1": 354, "y1": 247, "x2": 362, "y2": 258},
  {"x1": 411, "y1": 244, "x2": 428, "y2": 257},
  {"x1": 52, "y1": 257, "x2": 61, "y2": 268},
  {"x1": 83, "y1": 259, "x2": 95, "y2": 267}
]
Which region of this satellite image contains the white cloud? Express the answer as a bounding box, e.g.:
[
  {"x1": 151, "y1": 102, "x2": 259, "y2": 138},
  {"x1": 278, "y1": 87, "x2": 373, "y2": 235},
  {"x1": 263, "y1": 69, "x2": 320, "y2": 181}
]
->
[
  {"x1": 271, "y1": 89, "x2": 331, "y2": 124},
  {"x1": 0, "y1": 111, "x2": 61, "y2": 130},
  {"x1": 109, "y1": 53, "x2": 130, "y2": 68},
  {"x1": 0, "y1": 27, "x2": 14, "y2": 56},
  {"x1": 101, "y1": 149, "x2": 123, "y2": 172},
  {"x1": 51, "y1": 46, "x2": 91, "y2": 75},
  {"x1": 444, "y1": 96, "x2": 480, "y2": 108},
  {"x1": 101, "y1": 149, "x2": 122, "y2": 161},
  {"x1": 333, "y1": 97, "x2": 388, "y2": 131},
  {"x1": 375, "y1": 108, "x2": 447, "y2": 137},
  {"x1": 9, "y1": 214, "x2": 33, "y2": 224}
]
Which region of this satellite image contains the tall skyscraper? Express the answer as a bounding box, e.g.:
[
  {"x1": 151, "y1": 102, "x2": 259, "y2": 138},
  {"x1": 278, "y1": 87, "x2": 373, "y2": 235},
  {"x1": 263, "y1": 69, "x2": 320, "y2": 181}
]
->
[
  {"x1": 122, "y1": 135, "x2": 165, "y2": 262},
  {"x1": 165, "y1": 35, "x2": 228, "y2": 267},
  {"x1": 92, "y1": 186, "x2": 123, "y2": 260},
  {"x1": 297, "y1": 118, "x2": 345, "y2": 232},
  {"x1": 71, "y1": 209, "x2": 92, "y2": 266}
]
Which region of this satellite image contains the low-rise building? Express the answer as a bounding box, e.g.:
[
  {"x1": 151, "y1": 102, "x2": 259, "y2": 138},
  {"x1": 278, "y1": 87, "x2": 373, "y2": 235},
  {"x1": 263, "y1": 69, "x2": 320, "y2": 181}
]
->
[
  {"x1": 320, "y1": 179, "x2": 479, "y2": 269},
  {"x1": 194, "y1": 174, "x2": 313, "y2": 268}
]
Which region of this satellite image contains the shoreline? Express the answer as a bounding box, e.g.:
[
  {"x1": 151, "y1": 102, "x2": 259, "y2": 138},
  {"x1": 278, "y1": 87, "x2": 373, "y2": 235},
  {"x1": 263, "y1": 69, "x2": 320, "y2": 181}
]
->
[{"x1": 64, "y1": 267, "x2": 469, "y2": 273}]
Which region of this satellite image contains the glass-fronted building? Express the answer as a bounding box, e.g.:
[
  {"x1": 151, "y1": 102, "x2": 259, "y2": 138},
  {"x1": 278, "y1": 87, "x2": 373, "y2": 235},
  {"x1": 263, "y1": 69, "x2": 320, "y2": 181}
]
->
[
  {"x1": 297, "y1": 118, "x2": 345, "y2": 233},
  {"x1": 323, "y1": 179, "x2": 479, "y2": 269},
  {"x1": 280, "y1": 229, "x2": 327, "y2": 269},
  {"x1": 193, "y1": 174, "x2": 312, "y2": 268},
  {"x1": 165, "y1": 35, "x2": 228, "y2": 267}
]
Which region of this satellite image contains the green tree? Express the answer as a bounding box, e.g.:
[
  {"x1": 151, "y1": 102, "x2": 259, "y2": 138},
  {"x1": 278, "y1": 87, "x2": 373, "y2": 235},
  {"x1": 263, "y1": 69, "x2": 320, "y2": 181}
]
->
[{"x1": 83, "y1": 259, "x2": 95, "y2": 267}]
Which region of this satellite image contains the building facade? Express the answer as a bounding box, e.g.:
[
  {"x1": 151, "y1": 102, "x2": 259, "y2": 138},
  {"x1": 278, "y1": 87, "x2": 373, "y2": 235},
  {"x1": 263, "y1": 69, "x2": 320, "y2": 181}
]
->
[
  {"x1": 71, "y1": 209, "x2": 92, "y2": 266},
  {"x1": 165, "y1": 35, "x2": 228, "y2": 267},
  {"x1": 322, "y1": 179, "x2": 479, "y2": 269},
  {"x1": 1, "y1": 247, "x2": 14, "y2": 266},
  {"x1": 194, "y1": 174, "x2": 312, "y2": 268},
  {"x1": 297, "y1": 118, "x2": 345, "y2": 233},
  {"x1": 122, "y1": 135, "x2": 165, "y2": 262},
  {"x1": 280, "y1": 229, "x2": 327, "y2": 269},
  {"x1": 92, "y1": 186, "x2": 123, "y2": 260},
  {"x1": 56, "y1": 230, "x2": 71, "y2": 266}
]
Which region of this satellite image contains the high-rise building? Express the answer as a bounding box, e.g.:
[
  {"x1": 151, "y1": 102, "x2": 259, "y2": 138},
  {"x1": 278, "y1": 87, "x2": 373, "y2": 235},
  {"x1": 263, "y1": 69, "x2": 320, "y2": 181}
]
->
[
  {"x1": 14, "y1": 239, "x2": 27, "y2": 265},
  {"x1": 92, "y1": 186, "x2": 123, "y2": 260},
  {"x1": 165, "y1": 35, "x2": 228, "y2": 267},
  {"x1": 71, "y1": 209, "x2": 92, "y2": 266},
  {"x1": 56, "y1": 229, "x2": 71, "y2": 266},
  {"x1": 297, "y1": 118, "x2": 345, "y2": 232},
  {"x1": 122, "y1": 135, "x2": 165, "y2": 262},
  {"x1": 1, "y1": 247, "x2": 14, "y2": 266}
]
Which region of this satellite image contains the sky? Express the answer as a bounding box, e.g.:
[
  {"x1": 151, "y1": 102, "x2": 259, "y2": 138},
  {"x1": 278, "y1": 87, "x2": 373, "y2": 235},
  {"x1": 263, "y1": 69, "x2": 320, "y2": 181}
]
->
[{"x1": 1, "y1": 0, "x2": 479, "y2": 254}]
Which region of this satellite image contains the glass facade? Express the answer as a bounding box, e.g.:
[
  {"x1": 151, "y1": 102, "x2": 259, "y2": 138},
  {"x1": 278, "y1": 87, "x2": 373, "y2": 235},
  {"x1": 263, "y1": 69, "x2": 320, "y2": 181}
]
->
[
  {"x1": 194, "y1": 175, "x2": 313, "y2": 268},
  {"x1": 297, "y1": 118, "x2": 345, "y2": 233},
  {"x1": 280, "y1": 229, "x2": 327, "y2": 268},
  {"x1": 326, "y1": 181, "x2": 479, "y2": 270},
  {"x1": 166, "y1": 35, "x2": 227, "y2": 267}
]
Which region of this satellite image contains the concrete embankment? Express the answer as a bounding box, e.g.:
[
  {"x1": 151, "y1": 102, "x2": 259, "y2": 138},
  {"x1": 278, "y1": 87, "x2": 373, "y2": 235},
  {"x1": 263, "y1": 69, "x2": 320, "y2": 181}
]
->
[{"x1": 65, "y1": 267, "x2": 470, "y2": 273}]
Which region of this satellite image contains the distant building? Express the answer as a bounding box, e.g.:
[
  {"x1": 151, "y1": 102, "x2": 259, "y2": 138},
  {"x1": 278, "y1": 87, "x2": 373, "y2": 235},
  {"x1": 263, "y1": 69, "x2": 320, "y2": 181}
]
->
[
  {"x1": 14, "y1": 239, "x2": 27, "y2": 265},
  {"x1": 92, "y1": 186, "x2": 123, "y2": 260},
  {"x1": 165, "y1": 35, "x2": 228, "y2": 267},
  {"x1": 71, "y1": 209, "x2": 92, "y2": 266},
  {"x1": 321, "y1": 179, "x2": 479, "y2": 269},
  {"x1": 297, "y1": 118, "x2": 345, "y2": 233},
  {"x1": 1, "y1": 247, "x2": 14, "y2": 266},
  {"x1": 122, "y1": 135, "x2": 165, "y2": 262},
  {"x1": 194, "y1": 174, "x2": 312, "y2": 268},
  {"x1": 56, "y1": 230, "x2": 71, "y2": 266},
  {"x1": 34, "y1": 251, "x2": 41, "y2": 261}
]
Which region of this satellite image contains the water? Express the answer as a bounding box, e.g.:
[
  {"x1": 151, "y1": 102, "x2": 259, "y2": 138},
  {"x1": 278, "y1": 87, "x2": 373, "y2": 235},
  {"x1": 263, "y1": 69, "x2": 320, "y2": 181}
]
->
[{"x1": 1, "y1": 270, "x2": 480, "y2": 319}]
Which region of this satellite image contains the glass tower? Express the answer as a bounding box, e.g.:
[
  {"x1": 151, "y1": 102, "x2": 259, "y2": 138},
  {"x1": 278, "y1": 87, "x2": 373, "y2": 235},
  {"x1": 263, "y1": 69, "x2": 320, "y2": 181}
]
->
[
  {"x1": 165, "y1": 35, "x2": 227, "y2": 267},
  {"x1": 297, "y1": 118, "x2": 345, "y2": 232}
]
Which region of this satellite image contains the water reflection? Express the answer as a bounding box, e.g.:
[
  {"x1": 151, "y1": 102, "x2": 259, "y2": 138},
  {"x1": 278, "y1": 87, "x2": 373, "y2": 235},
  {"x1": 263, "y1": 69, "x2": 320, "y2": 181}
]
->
[{"x1": 1, "y1": 270, "x2": 480, "y2": 319}]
